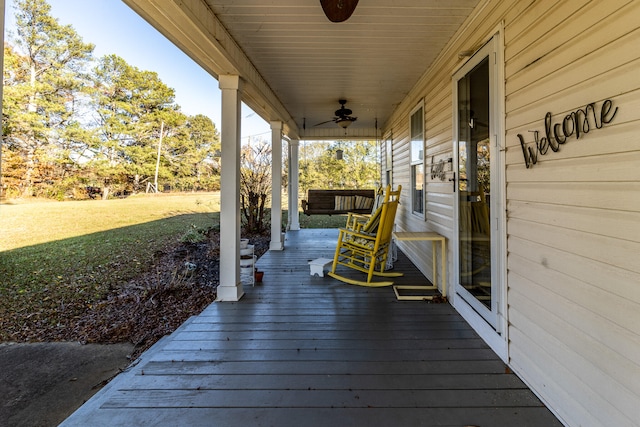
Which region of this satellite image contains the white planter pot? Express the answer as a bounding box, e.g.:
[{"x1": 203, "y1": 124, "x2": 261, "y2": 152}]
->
[
  {"x1": 240, "y1": 245, "x2": 254, "y2": 256},
  {"x1": 240, "y1": 256, "x2": 256, "y2": 267},
  {"x1": 240, "y1": 265, "x2": 254, "y2": 275}
]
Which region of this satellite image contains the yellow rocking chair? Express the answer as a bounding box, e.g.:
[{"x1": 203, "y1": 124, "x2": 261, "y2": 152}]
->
[
  {"x1": 328, "y1": 185, "x2": 402, "y2": 287},
  {"x1": 343, "y1": 185, "x2": 384, "y2": 232}
]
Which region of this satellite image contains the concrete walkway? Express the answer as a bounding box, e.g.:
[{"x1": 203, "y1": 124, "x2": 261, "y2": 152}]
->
[{"x1": 0, "y1": 342, "x2": 133, "y2": 427}]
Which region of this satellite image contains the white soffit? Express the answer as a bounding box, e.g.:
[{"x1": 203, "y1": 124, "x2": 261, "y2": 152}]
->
[{"x1": 124, "y1": 0, "x2": 481, "y2": 139}]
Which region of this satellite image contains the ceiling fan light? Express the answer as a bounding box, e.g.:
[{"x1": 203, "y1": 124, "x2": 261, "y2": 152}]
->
[{"x1": 337, "y1": 119, "x2": 352, "y2": 128}]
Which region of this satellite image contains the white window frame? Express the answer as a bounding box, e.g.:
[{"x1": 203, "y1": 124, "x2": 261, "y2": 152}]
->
[
  {"x1": 384, "y1": 132, "x2": 393, "y2": 187},
  {"x1": 410, "y1": 101, "x2": 425, "y2": 217}
]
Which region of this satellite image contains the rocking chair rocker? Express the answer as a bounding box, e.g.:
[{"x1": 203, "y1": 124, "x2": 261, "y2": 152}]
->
[{"x1": 328, "y1": 185, "x2": 402, "y2": 287}]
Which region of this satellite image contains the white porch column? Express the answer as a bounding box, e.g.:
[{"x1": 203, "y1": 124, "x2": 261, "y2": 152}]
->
[
  {"x1": 287, "y1": 139, "x2": 300, "y2": 231},
  {"x1": 270, "y1": 121, "x2": 284, "y2": 250},
  {"x1": 216, "y1": 75, "x2": 244, "y2": 301}
]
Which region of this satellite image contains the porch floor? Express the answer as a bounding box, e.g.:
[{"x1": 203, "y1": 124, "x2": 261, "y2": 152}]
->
[{"x1": 62, "y1": 229, "x2": 561, "y2": 426}]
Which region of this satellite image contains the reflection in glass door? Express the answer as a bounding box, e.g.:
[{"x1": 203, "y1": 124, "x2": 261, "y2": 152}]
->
[{"x1": 454, "y1": 39, "x2": 499, "y2": 329}]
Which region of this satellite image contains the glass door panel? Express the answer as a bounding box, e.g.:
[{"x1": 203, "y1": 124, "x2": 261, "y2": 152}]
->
[{"x1": 455, "y1": 41, "x2": 499, "y2": 329}]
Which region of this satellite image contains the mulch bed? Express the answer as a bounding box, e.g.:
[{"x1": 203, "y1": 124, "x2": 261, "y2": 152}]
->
[{"x1": 3, "y1": 231, "x2": 270, "y2": 359}]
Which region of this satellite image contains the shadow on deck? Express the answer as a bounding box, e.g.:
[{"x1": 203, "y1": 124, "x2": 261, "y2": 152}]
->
[{"x1": 61, "y1": 229, "x2": 561, "y2": 426}]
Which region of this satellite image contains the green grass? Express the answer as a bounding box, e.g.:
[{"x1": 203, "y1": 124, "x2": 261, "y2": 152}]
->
[
  {"x1": 0, "y1": 193, "x2": 221, "y2": 252},
  {"x1": 0, "y1": 193, "x2": 221, "y2": 340},
  {"x1": 298, "y1": 213, "x2": 348, "y2": 229},
  {"x1": 0, "y1": 193, "x2": 347, "y2": 341},
  {"x1": 1, "y1": 194, "x2": 222, "y2": 289}
]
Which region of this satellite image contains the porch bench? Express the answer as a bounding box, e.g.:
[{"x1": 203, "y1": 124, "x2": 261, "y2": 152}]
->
[{"x1": 301, "y1": 189, "x2": 376, "y2": 216}]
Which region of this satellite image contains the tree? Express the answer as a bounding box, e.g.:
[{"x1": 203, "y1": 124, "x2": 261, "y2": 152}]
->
[
  {"x1": 240, "y1": 140, "x2": 272, "y2": 234},
  {"x1": 341, "y1": 140, "x2": 379, "y2": 188},
  {"x1": 1, "y1": 0, "x2": 225, "y2": 199},
  {"x1": 87, "y1": 54, "x2": 182, "y2": 197},
  {"x1": 164, "y1": 114, "x2": 221, "y2": 191},
  {"x1": 298, "y1": 140, "x2": 330, "y2": 193},
  {"x1": 188, "y1": 114, "x2": 221, "y2": 191},
  {"x1": 2, "y1": 0, "x2": 94, "y2": 196},
  {"x1": 298, "y1": 140, "x2": 379, "y2": 196}
]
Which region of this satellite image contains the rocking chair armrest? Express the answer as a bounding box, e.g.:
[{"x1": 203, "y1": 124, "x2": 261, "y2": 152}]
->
[
  {"x1": 338, "y1": 227, "x2": 376, "y2": 241},
  {"x1": 345, "y1": 212, "x2": 370, "y2": 231},
  {"x1": 347, "y1": 212, "x2": 369, "y2": 220}
]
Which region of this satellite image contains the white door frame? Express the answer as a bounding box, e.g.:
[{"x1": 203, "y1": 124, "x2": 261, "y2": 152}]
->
[{"x1": 451, "y1": 27, "x2": 508, "y2": 361}]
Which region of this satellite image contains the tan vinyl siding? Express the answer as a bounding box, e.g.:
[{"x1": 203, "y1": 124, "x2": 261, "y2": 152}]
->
[
  {"x1": 506, "y1": 0, "x2": 640, "y2": 426},
  {"x1": 388, "y1": 117, "x2": 416, "y2": 259},
  {"x1": 383, "y1": 0, "x2": 640, "y2": 426}
]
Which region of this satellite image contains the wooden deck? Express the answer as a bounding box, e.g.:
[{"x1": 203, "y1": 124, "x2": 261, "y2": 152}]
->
[{"x1": 62, "y1": 229, "x2": 561, "y2": 426}]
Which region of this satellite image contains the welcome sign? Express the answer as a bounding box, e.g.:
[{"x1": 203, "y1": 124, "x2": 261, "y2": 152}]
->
[{"x1": 518, "y1": 99, "x2": 618, "y2": 168}]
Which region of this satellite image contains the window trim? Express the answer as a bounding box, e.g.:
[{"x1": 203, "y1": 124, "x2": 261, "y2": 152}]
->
[
  {"x1": 410, "y1": 101, "x2": 425, "y2": 217},
  {"x1": 384, "y1": 132, "x2": 393, "y2": 186}
]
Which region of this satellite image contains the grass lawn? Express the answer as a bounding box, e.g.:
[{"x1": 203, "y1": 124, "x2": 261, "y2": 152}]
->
[
  {"x1": 298, "y1": 212, "x2": 348, "y2": 229},
  {"x1": 1, "y1": 193, "x2": 221, "y2": 252},
  {"x1": 0, "y1": 193, "x2": 221, "y2": 341},
  {"x1": 0, "y1": 193, "x2": 348, "y2": 342}
]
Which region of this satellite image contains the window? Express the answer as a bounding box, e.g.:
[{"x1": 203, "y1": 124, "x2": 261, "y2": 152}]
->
[
  {"x1": 384, "y1": 134, "x2": 392, "y2": 186},
  {"x1": 410, "y1": 103, "x2": 424, "y2": 215}
]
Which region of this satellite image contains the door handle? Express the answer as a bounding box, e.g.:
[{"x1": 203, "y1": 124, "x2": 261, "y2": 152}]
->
[{"x1": 448, "y1": 172, "x2": 456, "y2": 193}]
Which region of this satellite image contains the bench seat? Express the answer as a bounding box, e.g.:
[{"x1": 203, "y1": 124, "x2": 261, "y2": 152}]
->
[{"x1": 301, "y1": 189, "x2": 376, "y2": 216}]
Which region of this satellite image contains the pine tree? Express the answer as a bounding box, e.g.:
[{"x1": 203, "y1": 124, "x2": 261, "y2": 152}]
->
[
  {"x1": 3, "y1": 0, "x2": 94, "y2": 197},
  {"x1": 87, "y1": 54, "x2": 181, "y2": 197}
]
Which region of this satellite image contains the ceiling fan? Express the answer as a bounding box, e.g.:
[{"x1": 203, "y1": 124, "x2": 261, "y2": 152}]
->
[
  {"x1": 320, "y1": 0, "x2": 359, "y2": 23},
  {"x1": 314, "y1": 99, "x2": 358, "y2": 129}
]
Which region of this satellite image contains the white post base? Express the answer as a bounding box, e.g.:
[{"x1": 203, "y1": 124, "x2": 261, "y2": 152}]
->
[
  {"x1": 270, "y1": 240, "x2": 284, "y2": 251},
  {"x1": 270, "y1": 232, "x2": 285, "y2": 251},
  {"x1": 215, "y1": 284, "x2": 245, "y2": 302}
]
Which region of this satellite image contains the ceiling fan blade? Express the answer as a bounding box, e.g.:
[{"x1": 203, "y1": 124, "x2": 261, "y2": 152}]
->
[
  {"x1": 320, "y1": 0, "x2": 359, "y2": 23},
  {"x1": 313, "y1": 119, "x2": 336, "y2": 127}
]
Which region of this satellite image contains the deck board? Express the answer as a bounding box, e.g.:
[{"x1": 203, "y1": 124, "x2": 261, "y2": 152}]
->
[
  {"x1": 101, "y1": 389, "x2": 544, "y2": 408},
  {"x1": 61, "y1": 228, "x2": 562, "y2": 426},
  {"x1": 119, "y1": 373, "x2": 529, "y2": 390}
]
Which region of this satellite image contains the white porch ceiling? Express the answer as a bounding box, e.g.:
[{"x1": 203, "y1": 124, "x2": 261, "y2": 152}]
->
[{"x1": 123, "y1": 0, "x2": 481, "y2": 140}]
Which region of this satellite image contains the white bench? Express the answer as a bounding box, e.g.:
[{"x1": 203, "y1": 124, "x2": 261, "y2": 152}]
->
[{"x1": 308, "y1": 258, "x2": 333, "y2": 277}]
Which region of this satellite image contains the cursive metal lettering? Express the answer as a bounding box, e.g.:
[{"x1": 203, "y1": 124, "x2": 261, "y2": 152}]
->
[{"x1": 517, "y1": 99, "x2": 618, "y2": 168}]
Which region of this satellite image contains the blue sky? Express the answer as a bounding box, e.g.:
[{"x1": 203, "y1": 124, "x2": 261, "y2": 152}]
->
[{"x1": 4, "y1": 0, "x2": 270, "y2": 140}]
